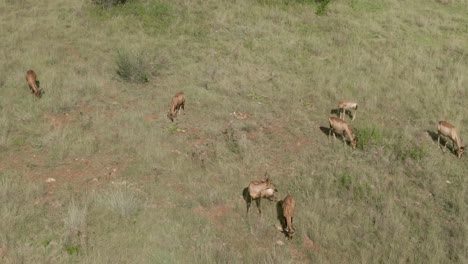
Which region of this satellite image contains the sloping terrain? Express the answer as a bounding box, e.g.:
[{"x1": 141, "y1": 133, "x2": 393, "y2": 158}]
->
[{"x1": 0, "y1": 0, "x2": 467, "y2": 263}]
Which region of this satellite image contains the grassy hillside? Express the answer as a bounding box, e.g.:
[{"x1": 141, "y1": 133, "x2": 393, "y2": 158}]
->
[{"x1": 0, "y1": 0, "x2": 467, "y2": 263}]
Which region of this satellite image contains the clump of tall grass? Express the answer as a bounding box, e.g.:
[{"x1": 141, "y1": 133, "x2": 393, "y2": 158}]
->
[
  {"x1": 63, "y1": 201, "x2": 88, "y2": 255},
  {"x1": 115, "y1": 50, "x2": 150, "y2": 83},
  {"x1": 97, "y1": 187, "x2": 139, "y2": 218},
  {"x1": 0, "y1": 112, "x2": 10, "y2": 148}
]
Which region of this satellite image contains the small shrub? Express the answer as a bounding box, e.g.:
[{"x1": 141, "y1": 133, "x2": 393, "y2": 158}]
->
[
  {"x1": 337, "y1": 173, "x2": 372, "y2": 201},
  {"x1": 92, "y1": 0, "x2": 127, "y2": 9},
  {"x1": 354, "y1": 126, "x2": 383, "y2": 150},
  {"x1": 315, "y1": 0, "x2": 330, "y2": 15},
  {"x1": 115, "y1": 50, "x2": 149, "y2": 83},
  {"x1": 339, "y1": 173, "x2": 352, "y2": 190},
  {"x1": 241, "y1": 124, "x2": 257, "y2": 133},
  {"x1": 394, "y1": 141, "x2": 427, "y2": 161},
  {"x1": 222, "y1": 126, "x2": 242, "y2": 156},
  {"x1": 65, "y1": 245, "x2": 80, "y2": 255}
]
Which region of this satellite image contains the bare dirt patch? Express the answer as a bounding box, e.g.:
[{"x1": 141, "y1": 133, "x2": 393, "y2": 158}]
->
[
  {"x1": 193, "y1": 204, "x2": 232, "y2": 229},
  {"x1": 43, "y1": 113, "x2": 74, "y2": 129},
  {"x1": 144, "y1": 113, "x2": 159, "y2": 122}
]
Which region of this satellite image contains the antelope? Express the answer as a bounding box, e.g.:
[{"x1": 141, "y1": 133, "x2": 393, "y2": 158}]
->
[
  {"x1": 25, "y1": 70, "x2": 42, "y2": 97},
  {"x1": 246, "y1": 177, "x2": 278, "y2": 214},
  {"x1": 437, "y1": 121, "x2": 464, "y2": 158},
  {"x1": 338, "y1": 100, "x2": 358, "y2": 120},
  {"x1": 282, "y1": 195, "x2": 296, "y2": 240},
  {"x1": 329, "y1": 116, "x2": 357, "y2": 149},
  {"x1": 167, "y1": 92, "x2": 185, "y2": 122}
]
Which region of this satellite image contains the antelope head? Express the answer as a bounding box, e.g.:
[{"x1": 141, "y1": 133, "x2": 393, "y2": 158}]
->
[
  {"x1": 262, "y1": 177, "x2": 278, "y2": 201},
  {"x1": 167, "y1": 111, "x2": 174, "y2": 122},
  {"x1": 351, "y1": 137, "x2": 357, "y2": 149},
  {"x1": 457, "y1": 146, "x2": 465, "y2": 158}
]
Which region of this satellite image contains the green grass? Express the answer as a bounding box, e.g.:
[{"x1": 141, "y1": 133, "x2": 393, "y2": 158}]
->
[{"x1": 0, "y1": 0, "x2": 467, "y2": 263}]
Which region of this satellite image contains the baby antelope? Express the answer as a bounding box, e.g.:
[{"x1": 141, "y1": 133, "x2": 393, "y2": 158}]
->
[
  {"x1": 282, "y1": 195, "x2": 296, "y2": 240},
  {"x1": 338, "y1": 100, "x2": 358, "y2": 121},
  {"x1": 25, "y1": 70, "x2": 42, "y2": 97},
  {"x1": 329, "y1": 117, "x2": 357, "y2": 149},
  {"x1": 437, "y1": 121, "x2": 464, "y2": 158},
  {"x1": 167, "y1": 92, "x2": 185, "y2": 122},
  {"x1": 246, "y1": 177, "x2": 278, "y2": 214}
]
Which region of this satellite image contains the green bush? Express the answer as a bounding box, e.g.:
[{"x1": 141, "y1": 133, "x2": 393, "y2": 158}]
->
[
  {"x1": 115, "y1": 50, "x2": 149, "y2": 83},
  {"x1": 316, "y1": 0, "x2": 331, "y2": 15},
  {"x1": 354, "y1": 126, "x2": 384, "y2": 150},
  {"x1": 337, "y1": 173, "x2": 372, "y2": 201},
  {"x1": 394, "y1": 139, "x2": 427, "y2": 161}
]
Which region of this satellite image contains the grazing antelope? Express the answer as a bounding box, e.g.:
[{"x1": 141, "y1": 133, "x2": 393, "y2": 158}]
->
[
  {"x1": 282, "y1": 195, "x2": 296, "y2": 240},
  {"x1": 25, "y1": 70, "x2": 42, "y2": 97},
  {"x1": 329, "y1": 116, "x2": 357, "y2": 149},
  {"x1": 338, "y1": 100, "x2": 358, "y2": 120},
  {"x1": 167, "y1": 92, "x2": 185, "y2": 122},
  {"x1": 437, "y1": 121, "x2": 464, "y2": 158},
  {"x1": 246, "y1": 177, "x2": 278, "y2": 214}
]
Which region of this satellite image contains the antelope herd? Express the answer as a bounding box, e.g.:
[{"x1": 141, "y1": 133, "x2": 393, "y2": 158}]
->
[{"x1": 23, "y1": 69, "x2": 465, "y2": 241}]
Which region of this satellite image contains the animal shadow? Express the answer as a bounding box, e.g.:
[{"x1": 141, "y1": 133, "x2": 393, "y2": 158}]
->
[
  {"x1": 242, "y1": 187, "x2": 250, "y2": 204},
  {"x1": 330, "y1": 108, "x2": 352, "y2": 119},
  {"x1": 319, "y1": 126, "x2": 331, "y2": 136},
  {"x1": 330, "y1": 108, "x2": 340, "y2": 117},
  {"x1": 426, "y1": 130, "x2": 439, "y2": 142},
  {"x1": 242, "y1": 187, "x2": 254, "y2": 214},
  {"x1": 36, "y1": 80, "x2": 44, "y2": 97},
  {"x1": 276, "y1": 200, "x2": 288, "y2": 237}
]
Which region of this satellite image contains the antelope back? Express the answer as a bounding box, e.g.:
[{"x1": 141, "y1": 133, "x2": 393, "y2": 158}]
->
[{"x1": 329, "y1": 117, "x2": 349, "y2": 130}]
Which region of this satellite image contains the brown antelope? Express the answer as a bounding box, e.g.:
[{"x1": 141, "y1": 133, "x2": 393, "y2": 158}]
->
[
  {"x1": 167, "y1": 92, "x2": 185, "y2": 122},
  {"x1": 282, "y1": 195, "x2": 296, "y2": 240},
  {"x1": 437, "y1": 121, "x2": 464, "y2": 158},
  {"x1": 246, "y1": 177, "x2": 278, "y2": 214},
  {"x1": 338, "y1": 100, "x2": 358, "y2": 120},
  {"x1": 25, "y1": 70, "x2": 42, "y2": 97},
  {"x1": 329, "y1": 116, "x2": 357, "y2": 149}
]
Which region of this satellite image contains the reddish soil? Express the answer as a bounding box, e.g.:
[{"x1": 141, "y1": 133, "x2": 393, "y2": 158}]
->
[{"x1": 193, "y1": 204, "x2": 232, "y2": 229}]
